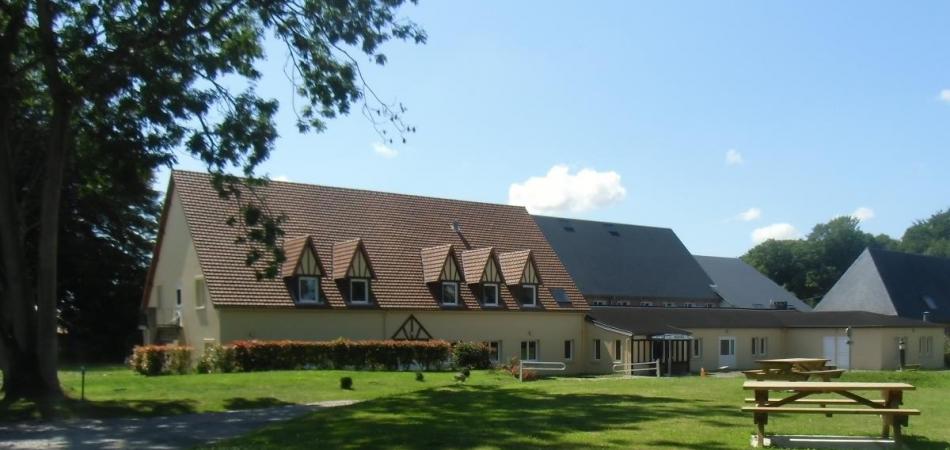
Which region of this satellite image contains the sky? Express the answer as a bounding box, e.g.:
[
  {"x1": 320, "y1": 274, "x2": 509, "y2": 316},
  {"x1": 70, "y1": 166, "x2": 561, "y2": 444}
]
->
[{"x1": 158, "y1": 1, "x2": 950, "y2": 257}]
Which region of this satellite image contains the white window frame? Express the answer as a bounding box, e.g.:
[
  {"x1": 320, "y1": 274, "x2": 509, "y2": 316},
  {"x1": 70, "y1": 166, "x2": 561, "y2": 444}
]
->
[
  {"x1": 614, "y1": 339, "x2": 623, "y2": 363},
  {"x1": 194, "y1": 277, "x2": 207, "y2": 309},
  {"x1": 692, "y1": 338, "x2": 703, "y2": 358},
  {"x1": 521, "y1": 284, "x2": 537, "y2": 307},
  {"x1": 520, "y1": 340, "x2": 539, "y2": 361},
  {"x1": 760, "y1": 337, "x2": 768, "y2": 355},
  {"x1": 593, "y1": 339, "x2": 602, "y2": 360},
  {"x1": 563, "y1": 339, "x2": 574, "y2": 361},
  {"x1": 640, "y1": 301, "x2": 653, "y2": 307},
  {"x1": 488, "y1": 341, "x2": 502, "y2": 363},
  {"x1": 664, "y1": 302, "x2": 675, "y2": 308},
  {"x1": 297, "y1": 276, "x2": 321, "y2": 304},
  {"x1": 482, "y1": 283, "x2": 499, "y2": 306},
  {"x1": 441, "y1": 281, "x2": 459, "y2": 306},
  {"x1": 350, "y1": 278, "x2": 369, "y2": 304}
]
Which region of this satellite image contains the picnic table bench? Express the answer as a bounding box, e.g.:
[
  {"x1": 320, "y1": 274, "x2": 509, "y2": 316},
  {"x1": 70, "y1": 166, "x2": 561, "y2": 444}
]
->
[
  {"x1": 743, "y1": 358, "x2": 845, "y2": 382},
  {"x1": 741, "y1": 381, "x2": 920, "y2": 447}
]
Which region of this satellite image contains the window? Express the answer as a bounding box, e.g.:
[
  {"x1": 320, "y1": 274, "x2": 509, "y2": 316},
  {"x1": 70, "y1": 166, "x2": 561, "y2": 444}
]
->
[
  {"x1": 592, "y1": 299, "x2": 608, "y2": 306},
  {"x1": 685, "y1": 303, "x2": 695, "y2": 308},
  {"x1": 705, "y1": 303, "x2": 715, "y2": 308},
  {"x1": 563, "y1": 340, "x2": 574, "y2": 360},
  {"x1": 520, "y1": 340, "x2": 538, "y2": 361},
  {"x1": 692, "y1": 338, "x2": 703, "y2": 358},
  {"x1": 298, "y1": 276, "x2": 320, "y2": 303},
  {"x1": 482, "y1": 283, "x2": 499, "y2": 306},
  {"x1": 752, "y1": 337, "x2": 768, "y2": 356},
  {"x1": 593, "y1": 339, "x2": 602, "y2": 360},
  {"x1": 720, "y1": 338, "x2": 735, "y2": 356},
  {"x1": 521, "y1": 285, "x2": 537, "y2": 306},
  {"x1": 919, "y1": 336, "x2": 934, "y2": 356},
  {"x1": 176, "y1": 288, "x2": 182, "y2": 306},
  {"x1": 640, "y1": 301, "x2": 654, "y2": 307},
  {"x1": 616, "y1": 300, "x2": 631, "y2": 306},
  {"x1": 614, "y1": 340, "x2": 623, "y2": 362},
  {"x1": 194, "y1": 277, "x2": 207, "y2": 308},
  {"x1": 488, "y1": 341, "x2": 501, "y2": 363},
  {"x1": 664, "y1": 302, "x2": 675, "y2": 308},
  {"x1": 350, "y1": 279, "x2": 369, "y2": 303},
  {"x1": 441, "y1": 281, "x2": 458, "y2": 305}
]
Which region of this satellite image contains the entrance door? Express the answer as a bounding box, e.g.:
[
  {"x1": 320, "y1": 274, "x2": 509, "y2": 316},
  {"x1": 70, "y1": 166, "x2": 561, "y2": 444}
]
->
[
  {"x1": 718, "y1": 337, "x2": 736, "y2": 368},
  {"x1": 822, "y1": 336, "x2": 850, "y2": 369}
]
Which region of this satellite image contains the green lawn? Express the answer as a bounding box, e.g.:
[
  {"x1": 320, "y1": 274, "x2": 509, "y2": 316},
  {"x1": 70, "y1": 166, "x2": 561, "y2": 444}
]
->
[
  {"x1": 0, "y1": 365, "x2": 511, "y2": 421},
  {"x1": 3, "y1": 367, "x2": 950, "y2": 449},
  {"x1": 203, "y1": 370, "x2": 950, "y2": 450}
]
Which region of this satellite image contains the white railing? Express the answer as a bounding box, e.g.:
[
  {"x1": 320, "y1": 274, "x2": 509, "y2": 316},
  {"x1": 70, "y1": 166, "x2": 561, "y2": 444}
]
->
[
  {"x1": 612, "y1": 359, "x2": 661, "y2": 377},
  {"x1": 519, "y1": 361, "x2": 566, "y2": 382}
]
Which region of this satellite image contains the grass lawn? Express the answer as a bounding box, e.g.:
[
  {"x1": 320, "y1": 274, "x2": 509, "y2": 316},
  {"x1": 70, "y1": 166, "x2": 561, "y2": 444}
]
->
[
  {"x1": 0, "y1": 365, "x2": 509, "y2": 421},
  {"x1": 202, "y1": 370, "x2": 950, "y2": 450}
]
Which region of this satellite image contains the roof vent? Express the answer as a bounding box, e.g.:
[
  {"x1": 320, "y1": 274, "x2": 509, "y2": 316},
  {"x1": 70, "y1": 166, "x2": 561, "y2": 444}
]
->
[
  {"x1": 451, "y1": 220, "x2": 462, "y2": 233},
  {"x1": 608, "y1": 230, "x2": 620, "y2": 237},
  {"x1": 923, "y1": 311, "x2": 931, "y2": 322},
  {"x1": 563, "y1": 226, "x2": 575, "y2": 232}
]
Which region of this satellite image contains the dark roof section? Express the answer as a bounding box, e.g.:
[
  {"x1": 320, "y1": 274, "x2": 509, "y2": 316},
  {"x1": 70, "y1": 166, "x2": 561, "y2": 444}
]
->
[
  {"x1": 534, "y1": 216, "x2": 718, "y2": 301},
  {"x1": 694, "y1": 255, "x2": 811, "y2": 311},
  {"x1": 588, "y1": 306, "x2": 943, "y2": 336},
  {"x1": 816, "y1": 248, "x2": 950, "y2": 323},
  {"x1": 168, "y1": 170, "x2": 587, "y2": 310}
]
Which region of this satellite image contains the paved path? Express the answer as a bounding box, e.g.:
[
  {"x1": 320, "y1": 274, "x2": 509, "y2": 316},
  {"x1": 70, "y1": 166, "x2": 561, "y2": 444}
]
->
[{"x1": 0, "y1": 400, "x2": 358, "y2": 449}]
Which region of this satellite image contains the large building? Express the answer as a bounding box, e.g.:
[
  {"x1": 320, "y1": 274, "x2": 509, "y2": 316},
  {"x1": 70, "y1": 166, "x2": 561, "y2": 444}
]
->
[
  {"x1": 817, "y1": 248, "x2": 950, "y2": 324},
  {"x1": 694, "y1": 255, "x2": 811, "y2": 310},
  {"x1": 142, "y1": 171, "x2": 944, "y2": 373}
]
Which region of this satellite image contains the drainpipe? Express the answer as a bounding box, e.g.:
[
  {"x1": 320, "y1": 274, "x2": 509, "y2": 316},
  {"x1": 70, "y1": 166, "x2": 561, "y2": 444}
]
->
[{"x1": 845, "y1": 327, "x2": 852, "y2": 371}]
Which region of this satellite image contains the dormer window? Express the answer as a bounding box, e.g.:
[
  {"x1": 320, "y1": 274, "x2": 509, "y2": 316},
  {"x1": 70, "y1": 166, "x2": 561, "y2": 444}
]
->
[
  {"x1": 521, "y1": 285, "x2": 537, "y2": 306},
  {"x1": 333, "y1": 238, "x2": 376, "y2": 305},
  {"x1": 482, "y1": 283, "x2": 499, "y2": 306},
  {"x1": 298, "y1": 277, "x2": 320, "y2": 303},
  {"x1": 442, "y1": 282, "x2": 459, "y2": 305},
  {"x1": 350, "y1": 279, "x2": 369, "y2": 304},
  {"x1": 282, "y1": 236, "x2": 325, "y2": 305}
]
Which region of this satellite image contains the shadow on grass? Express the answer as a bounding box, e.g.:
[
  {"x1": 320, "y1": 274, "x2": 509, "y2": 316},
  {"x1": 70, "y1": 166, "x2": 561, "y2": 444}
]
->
[
  {"x1": 211, "y1": 384, "x2": 743, "y2": 449},
  {"x1": 223, "y1": 397, "x2": 294, "y2": 410},
  {"x1": 901, "y1": 436, "x2": 950, "y2": 450},
  {"x1": 0, "y1": 397, "x2": 199, "y2": 422}
]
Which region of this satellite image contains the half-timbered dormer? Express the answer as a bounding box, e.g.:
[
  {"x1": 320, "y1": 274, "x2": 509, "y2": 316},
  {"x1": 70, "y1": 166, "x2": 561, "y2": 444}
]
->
[
  {"x1": 421, "y1": 244, "x2": 463, "y2": 306},
  {"x1": 282, "y1": 236, "x2": 325, "y2": 304},
  {"x1": 333, "y1": 238, "x2": 376, "y2": 305},
  {"x1": 461, "y1": 247, "x2": 505, "y2": 307},
  {"x1": 499, "y1": 250, "x2": 542, "y2": 307}
]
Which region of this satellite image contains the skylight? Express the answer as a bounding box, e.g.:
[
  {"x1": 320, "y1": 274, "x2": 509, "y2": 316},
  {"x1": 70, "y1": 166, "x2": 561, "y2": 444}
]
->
[{"x1": 922, "y1": 295, "x2": 938, "y2": 310}]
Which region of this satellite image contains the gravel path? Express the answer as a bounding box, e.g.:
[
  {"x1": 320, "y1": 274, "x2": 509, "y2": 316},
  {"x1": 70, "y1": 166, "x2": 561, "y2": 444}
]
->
[{"x1": 0, "y1": 400, "x2": 358, "y2": 449}]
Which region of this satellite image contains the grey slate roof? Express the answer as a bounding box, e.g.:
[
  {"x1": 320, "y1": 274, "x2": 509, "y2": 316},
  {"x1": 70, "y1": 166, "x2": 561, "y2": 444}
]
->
[
  {"x1": 694, "y1": 255, "x2": 812, "y2": 311},
  {"x1": 588, "y1": 306, "x2": 943, "y2": 336},
  {"x1": 816, "y1": 248, "x2": 950, "y2": 323},
  {"x1": 533, "y1": 216, "x2": 718, "y2": 302}
]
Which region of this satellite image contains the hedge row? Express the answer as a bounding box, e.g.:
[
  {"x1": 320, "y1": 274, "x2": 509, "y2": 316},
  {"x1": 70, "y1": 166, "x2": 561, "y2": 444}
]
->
[
  {"x1": 227, "y1": 339, "x2": 453, "y2": 372},
  {"x1": 129, "y1": 345, "x2": 193, "y2": 375}
]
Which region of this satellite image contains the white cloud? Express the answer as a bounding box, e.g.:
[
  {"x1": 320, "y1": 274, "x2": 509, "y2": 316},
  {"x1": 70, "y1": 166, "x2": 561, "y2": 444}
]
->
[
  {"x1": 725, "y1": 149, "x2": 744, "y2": 166},
  {"x1": 272, "y1": 175, "x2": 291, "y2": 182},
  {"x1": 851, "y1": 207, "x2": 875, "y2": 222},
  {"x1": 372, "y1": 142, "x2": 398, "y2": 158},
  {"x1": 751, "y1": 223, "x2": 800, "y2": 244},
  {"x1": 939, "y1": 89, "x2": 950, "y2": 103},
  {"x1": 738, "y1": 207, "x2": 762, "y2": 221},
  {"x1": 508, "y1": 164, "x2": 627, "y2": 215}
]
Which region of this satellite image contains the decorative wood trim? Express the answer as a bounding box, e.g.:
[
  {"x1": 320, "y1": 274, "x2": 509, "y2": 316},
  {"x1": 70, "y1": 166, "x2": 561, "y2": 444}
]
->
[{"x1": 391, "y1": 314, "x2": 433, "y2": 341}]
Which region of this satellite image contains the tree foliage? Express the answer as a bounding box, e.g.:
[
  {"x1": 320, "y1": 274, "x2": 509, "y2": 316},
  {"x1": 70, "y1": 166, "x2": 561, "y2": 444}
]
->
[
  {"x1": 743, "y1": 216, "x2": 897, "y2": 304},
  {"x1": 0, "y1": 0, "x2": 424, "y2": 402},
  {"x1": 900, "y1": 209, "x2": 950, "y2": 258}
]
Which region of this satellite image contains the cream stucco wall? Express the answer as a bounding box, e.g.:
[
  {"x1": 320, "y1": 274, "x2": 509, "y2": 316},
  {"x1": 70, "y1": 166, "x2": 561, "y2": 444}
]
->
[
  {"x1": 146, "y1": 190, "x2": 221, "y2": 349},
  {"x1": 218, "y1": 309, "x2": 595, "y2": 373},
  {"x1": 585, "y1": 324, "x2": 632, "y2": 374},
  {"x1": 685, "y1": 328, "x2": 786, "y2": 372}
]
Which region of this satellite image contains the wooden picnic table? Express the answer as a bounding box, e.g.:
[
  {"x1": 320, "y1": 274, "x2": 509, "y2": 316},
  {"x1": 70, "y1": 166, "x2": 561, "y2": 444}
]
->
[
  {"x1": 742, "y1": 381, "x2": 920, "y2": 447},
  {"x1": 745, "y1": 358, "x2": 844, "y2": 382},
  {"x1": 755, "y1": 358, "x2": 829, "y2": 372}
]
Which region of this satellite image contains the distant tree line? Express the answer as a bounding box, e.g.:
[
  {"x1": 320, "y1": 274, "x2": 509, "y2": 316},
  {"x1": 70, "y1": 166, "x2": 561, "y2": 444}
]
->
[{"x1": 742, "y1": 209, "x2": 950, "y2": 306}]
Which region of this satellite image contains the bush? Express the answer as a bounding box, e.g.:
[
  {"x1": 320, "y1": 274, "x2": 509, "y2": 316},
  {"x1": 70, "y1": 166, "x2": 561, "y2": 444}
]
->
[
  {"x1": 461, "y1": 367, "x2": 471, "y2": 377},
  {"x1": 415, "y1": 371, "x2": 424, "y2": 381},
  {"x1": 130, "y1": 345, "x2": 193, "y2": 376},
  {"x1": 340, "y1": 376, "x2": 353, "y2": 390},
  {"x1": 452, "y1": 342, "x2": 491, "y2": 369},
  {"x1": 196, "y1": 344, "x2": 237, "y2": 374},
  {"x1": 228, "y1": 339, "x2": 452, "y2": 372}
]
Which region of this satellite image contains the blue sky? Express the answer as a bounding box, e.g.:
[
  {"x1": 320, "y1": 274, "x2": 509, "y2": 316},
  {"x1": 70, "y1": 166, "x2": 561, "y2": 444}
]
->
[{"x1": 159, "y1": 1, "x2": 950, "y2": 257}]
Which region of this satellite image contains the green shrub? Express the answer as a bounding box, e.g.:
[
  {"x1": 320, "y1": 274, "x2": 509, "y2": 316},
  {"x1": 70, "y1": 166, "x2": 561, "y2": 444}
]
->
[
  {"x1": 340, "y1": 376, "x2": 353, "y2": 390},
  {"x1": 452, "y1": 342, "x2": 491, "y2": 369},
  {"x1": 130, "y1": 345, "x2": 193, "y2": 376},
  {"x1": 415, "y1": 371, "x2": 424, "y2": 381},
  {"x1": 229, "y1": 339, "x2": 452, "y2": 372}
]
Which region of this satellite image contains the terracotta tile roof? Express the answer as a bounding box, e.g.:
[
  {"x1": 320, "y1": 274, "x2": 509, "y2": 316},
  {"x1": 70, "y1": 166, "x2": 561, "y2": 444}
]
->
[
  {"x1": 498, "y1": 250, "x2": 540, "y2": 285},
  {"x1": 421, "y1": 244, "x2": 455, "y2": 283},
  {"x1": 169, "y1": 170, "x2": 589, "y2": 311},
  {"x1": 460, "y1": 247, "x2": 494, "y2": 283},
  {"x1": 331, "y1": 238, "x2": 375, "y2": 280},
  {"x1": 281, "y1": 235, "x2": 324, "y2": 277}
]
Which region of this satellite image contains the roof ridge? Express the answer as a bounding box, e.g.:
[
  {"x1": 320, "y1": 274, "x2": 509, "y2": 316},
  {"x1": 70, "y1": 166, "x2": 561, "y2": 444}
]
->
[
  {"x1": 533, "y1": 214, "x2": 675, "y2": 232},
  {"x1": 171, "y1": 169, "x2": 531, "y2": 212}
]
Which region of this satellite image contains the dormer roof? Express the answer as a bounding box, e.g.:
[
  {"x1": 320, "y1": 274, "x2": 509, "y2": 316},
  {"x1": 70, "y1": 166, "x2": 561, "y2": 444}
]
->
[
  {"x1": 421, "y1": 244, "x2": 462, "y2": 283},
  {"x1": 282, "y1": 235, "x2": 324, "y2": 277},
  {"x1": 332, "y1": 238, "x2": 375, "y2": 280},
  {"x1": 498, "y1": 250, "x2": 542, "y2": 285}
]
